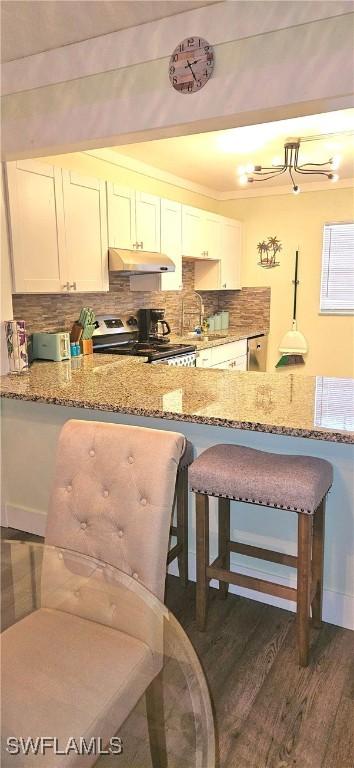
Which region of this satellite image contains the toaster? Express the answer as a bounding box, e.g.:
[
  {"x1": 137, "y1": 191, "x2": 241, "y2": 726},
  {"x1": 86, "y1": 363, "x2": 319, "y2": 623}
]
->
[{"x1": 32, "y1": 331, "x2": 71, "y2": 362}]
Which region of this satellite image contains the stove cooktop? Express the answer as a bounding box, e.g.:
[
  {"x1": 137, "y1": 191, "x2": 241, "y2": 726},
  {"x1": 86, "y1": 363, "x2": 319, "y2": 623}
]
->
[{"x1": 94, "y1": 340, "x2": 196, "y2": 362}]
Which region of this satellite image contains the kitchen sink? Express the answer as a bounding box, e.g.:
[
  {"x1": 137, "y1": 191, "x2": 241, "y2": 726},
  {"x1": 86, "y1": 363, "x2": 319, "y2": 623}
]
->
[{"x1": 202, "y1": 333, "x2": 228, "y2": 340}]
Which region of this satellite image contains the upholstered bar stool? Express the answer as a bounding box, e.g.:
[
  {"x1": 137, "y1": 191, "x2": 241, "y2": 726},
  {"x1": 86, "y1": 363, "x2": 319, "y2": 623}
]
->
[
  {"x1": 168, "y1": 440, "x2": 194, "y2": 586},
  {"x1": 189, "y1": 444, "x2": 333, "y2": 666}
]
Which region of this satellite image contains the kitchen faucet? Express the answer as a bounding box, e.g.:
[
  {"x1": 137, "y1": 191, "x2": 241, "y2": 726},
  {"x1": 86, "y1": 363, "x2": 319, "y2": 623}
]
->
[{"x1": 181, "y1": 291, "x2": 204, "y2": 334}]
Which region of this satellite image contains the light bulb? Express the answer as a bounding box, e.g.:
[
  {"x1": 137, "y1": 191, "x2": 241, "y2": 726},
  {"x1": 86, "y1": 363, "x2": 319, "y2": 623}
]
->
[
  {"x1": 293, "y1": 185, "x2": 300, "y2": 195},
  {"x1": 245, "y1": 163, "x2": 255, "y2": 174},
  {"x1": 330, "y1": 173, "x2": 339, "y2": 182},
  {"x1": 237, "y1": 165, "x2": 245, "y2": 175},
  {"x1": 239, "y1": 174, "x2": 248, "y2": 185},
  {"x1": 331, "y1": 155, "x2": 341, "y2": 170}
]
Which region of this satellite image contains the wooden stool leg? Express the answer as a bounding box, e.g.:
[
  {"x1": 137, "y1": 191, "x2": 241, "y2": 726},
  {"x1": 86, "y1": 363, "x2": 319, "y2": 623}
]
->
[
  {"x1": 146, "y1": 672, "x2": 168, "y2": 768},
  {"x1": 218, "y1": 497, "x2": 230, "y2": 599},
  {"x1": 297, "y1": 513, "x2": 313, "y2": 667},
  {"x1": 311, "y1": 498, "x2": 325, "y2": 628},
  {"x1": 196, "y1": 493, "x2": 209, "y2": 631},
  {"x1": 176, "y1": 468, "x2": 189, "y2": 587}
]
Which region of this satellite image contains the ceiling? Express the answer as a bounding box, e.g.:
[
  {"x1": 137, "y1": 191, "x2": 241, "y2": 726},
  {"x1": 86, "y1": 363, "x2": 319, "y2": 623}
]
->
[
  {"x1": 115, "y1": 109, "x2": 354, "y2": 194},
  {"x1": 1, "y1": 0, "x2": 218, "y2": 62}
]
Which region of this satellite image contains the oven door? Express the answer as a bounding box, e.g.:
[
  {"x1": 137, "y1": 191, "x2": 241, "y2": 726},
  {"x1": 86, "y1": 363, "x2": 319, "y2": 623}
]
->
[{"x1": 151, "y1": 353, "x2": 197, "y2": 367}]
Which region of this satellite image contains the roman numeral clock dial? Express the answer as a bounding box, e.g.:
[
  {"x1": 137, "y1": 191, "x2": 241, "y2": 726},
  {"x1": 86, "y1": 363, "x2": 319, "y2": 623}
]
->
[{"x1": 169, "y1": 37, "x2": 214, "y2": 94}]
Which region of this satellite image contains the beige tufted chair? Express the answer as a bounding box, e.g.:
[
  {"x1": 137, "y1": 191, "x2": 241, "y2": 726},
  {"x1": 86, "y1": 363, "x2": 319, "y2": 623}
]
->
[
  {"x1": 3, "y1": 420, "x2": 186, "y2": 768},
  {"x1": 46, "y1": 419, "x2": 186, "y2": 601}
]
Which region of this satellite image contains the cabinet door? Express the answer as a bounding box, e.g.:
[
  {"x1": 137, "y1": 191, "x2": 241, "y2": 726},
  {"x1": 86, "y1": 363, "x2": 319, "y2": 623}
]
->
[
  {"x1": 220, "y1": 218, "x2": 242, "y2": 290},
  {"x1": 203, "y1": 212, "x2": 222, "y2": 261},
  {"x1": 182, "y1": 205, "x2": 204, "y2": 258},
  {"x1": 160, "y1": 198, "x2": 182, "y2": 291},
  {"x1": 107, "y1": 183, "x2": 136, "y2": 249},
  {"x1": 6, "y1": 160, "x2": 66, "y2": 293},
  {"x1": 195, "y1": 348, "x2": 213, "y2": 368},
  {"x1": 135, "y1": 191, "x2": 160, "y2": 252},
  {"x1": 62, "y1": 171, "x2": 108, "y2": 292}
]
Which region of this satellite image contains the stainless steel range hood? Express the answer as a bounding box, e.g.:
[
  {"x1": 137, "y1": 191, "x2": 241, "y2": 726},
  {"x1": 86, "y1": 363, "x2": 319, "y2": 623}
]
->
[{"x1": 109, "y1": 248, "x2": 175, "y2": 275}]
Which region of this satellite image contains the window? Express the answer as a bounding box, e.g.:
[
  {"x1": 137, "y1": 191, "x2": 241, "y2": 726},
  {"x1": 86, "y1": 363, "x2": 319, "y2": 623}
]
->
[
  {"x1": 315, "y1": 377, "x2": 354, "y2": 432},
  {"x1": 320, "y1": 222, "x2": 354, "y2": 314}
]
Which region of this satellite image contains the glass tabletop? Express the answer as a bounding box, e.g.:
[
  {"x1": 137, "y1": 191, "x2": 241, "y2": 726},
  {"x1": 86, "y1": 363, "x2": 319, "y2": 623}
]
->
[{"x1": 1, "y1": 540, "x2": 215, "y2": 767}]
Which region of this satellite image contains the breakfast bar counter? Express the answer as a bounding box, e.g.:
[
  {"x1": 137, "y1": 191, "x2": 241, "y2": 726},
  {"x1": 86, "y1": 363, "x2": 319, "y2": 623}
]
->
[
  {"x1": 1, "y1": 356, "x2": 353, "y2": 632},
  {"x1": 0, "y1": 353, "x2": 352, "y2": 443}
]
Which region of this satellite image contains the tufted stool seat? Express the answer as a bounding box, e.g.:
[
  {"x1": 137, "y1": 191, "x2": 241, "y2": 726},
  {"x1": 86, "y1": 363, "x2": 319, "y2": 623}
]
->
[
  {"x1": 168, "y1": 440, "x2": 194, "y2": 586},
  {"x1": 189, "y1": 443, "x2": 333, "y2": 666},
  {"x1": 189, "y1": 444, "x2": 332, "y2": 514}
]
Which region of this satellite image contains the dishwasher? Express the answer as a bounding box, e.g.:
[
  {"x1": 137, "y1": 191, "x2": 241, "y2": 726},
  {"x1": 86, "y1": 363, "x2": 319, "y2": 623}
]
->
[{"x1": 247, "y1": 335, "x2": 268, "y2": 371}]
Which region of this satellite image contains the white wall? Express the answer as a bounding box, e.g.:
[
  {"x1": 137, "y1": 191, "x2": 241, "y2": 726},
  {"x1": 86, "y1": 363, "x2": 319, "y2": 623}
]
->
[
  {"x1": 1, "y1": 2, "x2": 353, "y2": 159},
  {"x1": 0, "y1": 166, "x2": 13, "y2": 375}
]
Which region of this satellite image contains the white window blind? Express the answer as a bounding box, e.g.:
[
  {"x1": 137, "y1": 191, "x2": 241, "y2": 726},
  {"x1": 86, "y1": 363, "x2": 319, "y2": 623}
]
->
[
  {"x1": 320, "y1": 222, "x2": 354, "y2": 313},
  {"x1": 315, "y1": 377, "x2": 354, "y2": 432}
]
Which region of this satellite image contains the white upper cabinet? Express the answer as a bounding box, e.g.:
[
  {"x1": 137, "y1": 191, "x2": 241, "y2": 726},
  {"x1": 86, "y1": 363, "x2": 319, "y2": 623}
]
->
[
  {"x1": 220, "y1": 218, "x2": 242, "y2": 290},
  {"x1": 195, "y1": 216, "x2": 242, "y2": 291},
  {"x1": 6, "y1": 160, "x2": 66, "y2": 293},
  {"x1": 107, "y1": 183, "x2": 136, "y2": 249},
  {"x1": 203, "y1": 212, "x2": 222, "y2": 261},
  {"x1": 130, "y1": 197, "x2": 182, "y2": 292},
  {"x1": 62, "y1": 171, "x2": 108, "y2": 292},
  {"x1": 135, "y1": 191, "x2": 161, "y2": 252},
  {"x1": 181, "y1": 205, "x2": 204, "y2": 258},
  {"x1": 160, "y1": 198, "x2": 182, "y2": 291},
  {"x1": 107, "y1": 185, "x2": 160, "y2": 252},
  {"x1": 7, "y1": 161, "x2": 108, "y2": 293}
]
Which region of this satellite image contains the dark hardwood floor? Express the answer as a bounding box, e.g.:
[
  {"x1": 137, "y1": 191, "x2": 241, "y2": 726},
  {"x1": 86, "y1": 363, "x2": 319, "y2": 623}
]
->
[{"x1": 2, "y1": 527, "x2": 353, "y2": 768}]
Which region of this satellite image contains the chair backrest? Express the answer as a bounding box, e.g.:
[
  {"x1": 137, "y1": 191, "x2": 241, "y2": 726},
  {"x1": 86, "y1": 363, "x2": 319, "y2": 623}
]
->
[{"x1": 45, "y1": 419, "x2": 186, "y2": 600}]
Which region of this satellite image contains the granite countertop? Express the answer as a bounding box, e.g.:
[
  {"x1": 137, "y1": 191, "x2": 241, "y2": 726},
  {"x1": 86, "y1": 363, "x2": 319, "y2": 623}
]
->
[
  {"x1": 1, "y1": 353, "x2": 353, "y2": 444},
  {"x1": 171, "y1": 327, "x2": 267, "y2": 350}
]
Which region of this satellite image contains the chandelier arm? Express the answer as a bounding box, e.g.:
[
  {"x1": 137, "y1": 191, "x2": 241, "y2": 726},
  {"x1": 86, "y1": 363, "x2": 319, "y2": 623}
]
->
[
  {"x1": 249, "y1": 170, "x2": 288, "y2": 182},
  {"x1": 253, "y1": 165, "x2": 286, "y2": 171},
  {"x1": 295, "y1": 168, "x2": 332, "y2": 177},
  {"x1": 296, "y1": 160, "x2": 332, "y2": 168}
]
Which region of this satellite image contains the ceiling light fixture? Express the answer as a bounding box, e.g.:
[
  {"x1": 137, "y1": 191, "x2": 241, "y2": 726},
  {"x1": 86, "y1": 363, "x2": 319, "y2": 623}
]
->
[{"x1": 240, "y1": 137, "x2": 340, "y2": 193}]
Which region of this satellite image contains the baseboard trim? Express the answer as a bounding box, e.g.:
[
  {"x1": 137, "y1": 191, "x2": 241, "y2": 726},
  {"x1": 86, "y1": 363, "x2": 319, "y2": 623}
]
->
[
  {"x1": 169, "y1": 554, "x2": 354, "y2": 631},
  {"x1": 4, "y1": 505, "x2": 353, "y2": 631},
  {"x1": 5, "y1": 504, "x2": 47, "y2": 537}
]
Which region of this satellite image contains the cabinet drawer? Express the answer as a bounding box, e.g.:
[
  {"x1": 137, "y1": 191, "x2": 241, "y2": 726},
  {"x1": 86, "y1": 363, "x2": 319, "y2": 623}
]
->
[
  {"x1": 210, "y1": 339, "x2": 247, "y2": 365},
  {"x1": 196, "y1": 348, "x2": 214, "y2": 368}
]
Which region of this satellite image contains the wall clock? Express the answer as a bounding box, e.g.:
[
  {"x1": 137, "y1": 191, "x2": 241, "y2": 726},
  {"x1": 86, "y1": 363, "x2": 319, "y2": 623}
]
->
[{"x1": 169, "y1": 37, "x2": 214, "y2": 94}]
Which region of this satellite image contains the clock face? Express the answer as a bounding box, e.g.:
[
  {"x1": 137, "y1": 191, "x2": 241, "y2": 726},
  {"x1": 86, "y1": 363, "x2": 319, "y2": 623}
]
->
[{"x1": 169, "y1": 37, "x2": 214, "y2": 94}]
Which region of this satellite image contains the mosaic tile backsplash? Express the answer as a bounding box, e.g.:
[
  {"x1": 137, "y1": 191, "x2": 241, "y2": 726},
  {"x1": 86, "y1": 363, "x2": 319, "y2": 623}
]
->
[{"x1": 12, "y1": 260, "x2": 270, "y2": 336}]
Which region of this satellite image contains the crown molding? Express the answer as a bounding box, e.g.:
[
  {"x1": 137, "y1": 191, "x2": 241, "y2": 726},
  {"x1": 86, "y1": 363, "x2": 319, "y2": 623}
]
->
[
  {"x1": 84, "y1": 148, "x2": 218, "y2": 199},
  {"x1": 85, "y1": 149, "x2": 354, "y2": 201}
]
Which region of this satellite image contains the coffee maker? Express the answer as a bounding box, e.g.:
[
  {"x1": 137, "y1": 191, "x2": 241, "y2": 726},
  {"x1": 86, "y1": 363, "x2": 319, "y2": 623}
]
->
[{"x1": 137, "y1": 309, "x2": 171, "y2": 343}]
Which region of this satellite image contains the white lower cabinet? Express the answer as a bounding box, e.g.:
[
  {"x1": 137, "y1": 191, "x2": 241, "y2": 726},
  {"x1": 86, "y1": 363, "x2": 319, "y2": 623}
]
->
[{"x1": 196, "y1": 339, "x2": 247, "y2": 370}]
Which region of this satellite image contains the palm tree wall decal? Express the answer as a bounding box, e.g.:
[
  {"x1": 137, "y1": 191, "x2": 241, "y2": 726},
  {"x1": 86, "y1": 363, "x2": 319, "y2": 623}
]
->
[{"x1": 257, "y1": 236, "x2": 282, "y2": 268}]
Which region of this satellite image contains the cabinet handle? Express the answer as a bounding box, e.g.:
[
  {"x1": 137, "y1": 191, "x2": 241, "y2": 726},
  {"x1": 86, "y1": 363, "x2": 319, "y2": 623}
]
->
[
  {"x1": 138, "y1": 241, "x2": 143, "y2": 249},
  {"x1": 69, "y1": 282, "x2": 77, "y2": 291},
  {"x1": 62, "y1": 282, "x2": 70, "y2": 291},
  {"x1": 222, "y1": 283, "x2": 227, "y2": 288},
  {"x1": 205, "y1": 250, "x2": 208, "y2": 257}
]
